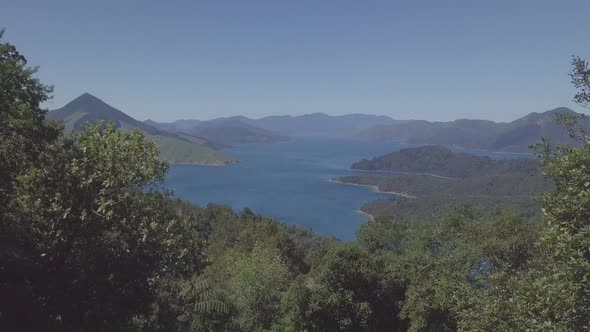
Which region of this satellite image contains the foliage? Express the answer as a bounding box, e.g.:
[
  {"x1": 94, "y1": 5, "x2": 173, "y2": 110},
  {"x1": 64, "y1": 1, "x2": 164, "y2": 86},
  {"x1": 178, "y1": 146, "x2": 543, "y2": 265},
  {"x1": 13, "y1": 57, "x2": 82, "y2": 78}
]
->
[
  {"x1": 460, "y1": 56, "x2": 590, "y2": 331},
  {"x1": 3, "y1": 122, "x2": 205, "y2": 330},
  {"x1": 227, "y1": 243, "x2": 291, "y2": 330},
  {"x1": 281, "y1": 244, "x2": 407, "y2": 332},
  {"x1": 572, "y1": 56, "x2": 590, "y2": 109},
  {"x1": 0, "y1": 28, "x2": 59, "y2": 218},
  {"x1": 357, "y1": 208, "x2": 539, "y2": 331},
  {"x1": 471, "y1": 142, "x2": 590, "y2": 330}
]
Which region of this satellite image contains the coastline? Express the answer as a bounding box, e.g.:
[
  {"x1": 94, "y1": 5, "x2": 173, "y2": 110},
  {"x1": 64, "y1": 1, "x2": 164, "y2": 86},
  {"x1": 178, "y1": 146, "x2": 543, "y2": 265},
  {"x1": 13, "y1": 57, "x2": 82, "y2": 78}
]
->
[
  {"x1": 329, "y1": 178, "x2": 417, "y2": 198},
  {"x1": 171, "y1": 160, "x2": 238, "y2": 167},
  {"x1": 362, "y1": 142, "x2": 535, "y2": 157},
  {"x1": 357, "y1": 209, "x2": 375, "y2": 221},
  {"x1": 350, "y1": 168, "x2": 458, "y2": 180}
]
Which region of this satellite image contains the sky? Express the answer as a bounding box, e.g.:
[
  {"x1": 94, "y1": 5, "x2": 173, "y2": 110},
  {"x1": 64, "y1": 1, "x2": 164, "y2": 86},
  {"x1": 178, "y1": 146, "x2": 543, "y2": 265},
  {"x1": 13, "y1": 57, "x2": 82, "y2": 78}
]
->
[{"x1": 1, "y1": 0, "x2": 589, "y2": 122}]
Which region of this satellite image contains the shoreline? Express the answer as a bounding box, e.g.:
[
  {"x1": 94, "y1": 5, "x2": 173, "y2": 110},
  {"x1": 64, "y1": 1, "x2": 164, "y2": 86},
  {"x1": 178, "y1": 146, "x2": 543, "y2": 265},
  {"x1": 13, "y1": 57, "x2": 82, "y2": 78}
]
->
[
  {"x1": 329, "y1": 178, "x2": 417, "y2": 198},
  {"x1": 363, "y1": 142, "x2": 535, "y2": 157},
  {"x1": 350, "y1": 168, "x2": 458, "y2": 180},
  {"x1": 357, "y1": 209, "x2": 375, "y2": 221},
  {"x1": 171, "y1": 160, "x2": 238, "y2": 167}
]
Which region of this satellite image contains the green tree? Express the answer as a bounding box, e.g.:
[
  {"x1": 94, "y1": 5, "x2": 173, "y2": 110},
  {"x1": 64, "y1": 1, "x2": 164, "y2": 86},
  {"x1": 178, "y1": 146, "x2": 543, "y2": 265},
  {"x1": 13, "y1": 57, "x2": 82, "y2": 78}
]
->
[
  {"x1": 227, "y1": 243, "x2": 291, "y2": 331},
  {"x1": 0, "y1": 29, "x2": 61, "y2": 328},
  {"x1": 511, "y1": 56, "x2": 590, "y2": 331},
  {"x1": 3, "y1": 122, "x2": 205, "y2": 330},
  {"x1": 286, "y1": 244, "x2": 407, "y2": 332},
  {"x1": 356, "y1": 208, "x2": 538, "y2": 332},
  {"x1": 462, "y1": 57, "x2": 590, "y2": 331},
  {"x1": 0, "y1": 29, "x2": 59, "y2": 196}
]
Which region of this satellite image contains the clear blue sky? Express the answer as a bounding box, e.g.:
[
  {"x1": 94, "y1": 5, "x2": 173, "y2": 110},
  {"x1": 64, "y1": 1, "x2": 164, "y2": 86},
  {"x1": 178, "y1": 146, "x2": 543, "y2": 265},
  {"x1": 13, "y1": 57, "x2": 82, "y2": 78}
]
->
[{"x1": 2, "y1": 0, "x2": 589, "y2": 122}]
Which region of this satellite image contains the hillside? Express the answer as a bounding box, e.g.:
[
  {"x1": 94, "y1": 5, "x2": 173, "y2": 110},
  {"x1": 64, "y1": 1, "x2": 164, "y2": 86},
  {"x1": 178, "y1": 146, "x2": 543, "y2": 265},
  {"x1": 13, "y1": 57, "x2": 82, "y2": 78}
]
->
[
  {"x1": 351, "y1": 145, "x2": 539, "y2": 178},
  {"x1": 357, "y1": 107, "x2": 588, "y2": 152},
  {"x1": 144, "y1": 118, "x2": 202, "y2": 134},
  {"x1": 335, "y1": 146, "x2": 551, "y2": 219},
  {"x1": 47, "y1": 94, "x2": 235, "y2": 165}
]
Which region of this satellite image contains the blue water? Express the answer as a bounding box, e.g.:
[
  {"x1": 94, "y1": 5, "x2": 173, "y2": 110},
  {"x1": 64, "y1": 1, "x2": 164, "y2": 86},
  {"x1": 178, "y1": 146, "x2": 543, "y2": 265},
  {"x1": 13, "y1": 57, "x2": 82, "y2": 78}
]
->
[
  {"x1": 166, "y1": 138, "x2": 410, "y2": 241},
  {"x1": 165, "y1": 138, "x2": 533, "y2": 241}
]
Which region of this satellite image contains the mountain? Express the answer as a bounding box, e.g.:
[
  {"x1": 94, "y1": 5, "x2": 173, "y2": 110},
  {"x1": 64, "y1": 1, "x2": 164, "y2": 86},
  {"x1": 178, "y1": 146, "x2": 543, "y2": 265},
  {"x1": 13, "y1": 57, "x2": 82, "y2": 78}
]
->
[
  {"x1": 148, "y1": 117, "x2": 289, "y2": 146},
  {"x1": 351, "y1": 145, "x2": 539, "y2": 178},
  {"x1": 250, "y1": 113, "x2": 397, "y2": 137},
  {"x1": 487, "y1": 107, "x2": 588, "y2": 151},
  {"x1": 149, "y1": 113, "x2": 397, "y2": 138},
  {"x1": 47, "y1": 93, "x2": 235, "y2": 165},
  {"x1": 144, "y1": 119, "x2": 202, "y2": 134},
  {"x1": 189, "y1": 119, "x2": 290, "y2": 146},
  {"x1": 357, "y1": 107, "x2": 588, "y2": 153}
]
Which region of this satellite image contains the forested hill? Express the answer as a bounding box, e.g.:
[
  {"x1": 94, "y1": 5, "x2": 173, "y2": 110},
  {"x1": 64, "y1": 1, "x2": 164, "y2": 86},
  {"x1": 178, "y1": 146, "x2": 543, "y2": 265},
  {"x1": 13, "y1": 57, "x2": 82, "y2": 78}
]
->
[
  {"x1": 357, "y1": 107, "x2": 589, "y2": 152},
  {"x1": 351, "y1": 145, "x2": 539, "y2": 178},
  {"x1": 48, "y1": 93, "x2": 234, "y2": 165}
]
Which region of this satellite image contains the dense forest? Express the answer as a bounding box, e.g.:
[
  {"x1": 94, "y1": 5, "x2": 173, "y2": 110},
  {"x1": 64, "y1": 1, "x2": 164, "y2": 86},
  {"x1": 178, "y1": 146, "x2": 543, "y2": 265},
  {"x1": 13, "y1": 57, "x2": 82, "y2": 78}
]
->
[{"x1": 1, "y1": 30, "x2": 589, "y2": 331}]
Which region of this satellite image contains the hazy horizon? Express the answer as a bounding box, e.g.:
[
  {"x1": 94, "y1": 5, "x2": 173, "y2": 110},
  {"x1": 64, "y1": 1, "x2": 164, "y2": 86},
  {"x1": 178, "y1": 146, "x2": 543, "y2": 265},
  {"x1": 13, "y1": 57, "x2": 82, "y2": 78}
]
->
[
  {"x1": 2, "y1": 0, "x2": 589, "y2": 122},
  {"x1": 53, "y1": 92, "x2": 573, "y2": 124}
]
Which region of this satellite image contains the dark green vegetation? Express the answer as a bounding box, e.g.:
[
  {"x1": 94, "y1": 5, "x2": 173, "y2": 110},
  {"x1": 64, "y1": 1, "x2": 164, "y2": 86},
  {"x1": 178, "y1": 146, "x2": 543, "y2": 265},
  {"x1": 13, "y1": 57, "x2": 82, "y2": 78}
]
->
[
  {"x1": 358, "y1": 107, "x2": 590, "y2": 153},
  {"x1": 338, "y1": 145, "x2": 552, "y2": 219},
  {"x1": 1, "y1": 31, "x2": 589, "y2": 331},
  {"x1": 47, "y1": 93, "x2": 234, "y2": 165}
]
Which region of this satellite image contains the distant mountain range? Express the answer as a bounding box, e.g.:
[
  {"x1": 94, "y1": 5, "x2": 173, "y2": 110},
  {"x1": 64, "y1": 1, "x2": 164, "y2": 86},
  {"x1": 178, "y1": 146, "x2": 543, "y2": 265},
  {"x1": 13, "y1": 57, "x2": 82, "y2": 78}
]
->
[
  {"x1": 147, "y1": 113, "x2": 397, "y2": 139},
  {"x1": 47, "y1": 94, "x2": 234, "y2": 165},
  {"x1": 147, "y1": 117, "x2": 289, "y2": 146},
  {"x1": 49, "y1": 93, "x2": 586, "y2": 162},
  {"x1": 243, "y1": 113, "x2": 397, "y2": 137},
  {"x1": 357, "y1": 107, "x2": 588, "y2": 153},
  {"x1": 148, "y1": 107, "x2": 587, "y2": 153}
]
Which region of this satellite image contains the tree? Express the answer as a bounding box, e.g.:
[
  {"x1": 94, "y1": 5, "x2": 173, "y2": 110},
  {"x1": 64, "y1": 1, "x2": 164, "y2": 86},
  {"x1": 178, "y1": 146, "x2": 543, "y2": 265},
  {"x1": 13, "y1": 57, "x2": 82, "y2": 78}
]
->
[
  {"x1": 572, "y1": 56, "x2": 590, "y2": 109},
  {"x1": 464, "y1": 57, "x2": 590, "y2": 331},
  {"x1": 507, "y1": 56, "x2": 590, "y2": 330},
  {"x1": 285, "y1": 244, "x2": 407, "y2": 332},
  {"x1": 227, "y1": 243, "x2": 291, "y2": 330},
  {"x1": 356, "y1": 208, "x2": 538, "y2": 332},
  {"x1": 2, "y1": 123, "x2": 205, "y2": 330},
  {"x1": 0, "y1": 29, "x2": 61, "y2": 329},
  {"x1": 0, "y1": 29, "x2": 59, "y2": 205}
]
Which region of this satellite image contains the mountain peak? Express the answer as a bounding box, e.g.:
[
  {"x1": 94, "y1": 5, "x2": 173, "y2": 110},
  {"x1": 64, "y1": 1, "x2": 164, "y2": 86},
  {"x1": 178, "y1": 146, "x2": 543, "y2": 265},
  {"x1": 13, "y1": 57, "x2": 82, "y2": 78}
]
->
[
  {"x1": 68, "y1": 92, "x2": 104, "y2": 105},
  {"x1": 48, "y1": 93, "x2": 139, "y2": 131}
]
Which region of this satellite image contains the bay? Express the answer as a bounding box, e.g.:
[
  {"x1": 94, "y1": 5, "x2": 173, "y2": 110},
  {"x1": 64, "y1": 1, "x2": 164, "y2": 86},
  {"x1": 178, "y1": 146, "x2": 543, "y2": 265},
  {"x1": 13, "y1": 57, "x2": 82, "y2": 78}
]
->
[
  {"x1": 166, "y1": 138, "x2": 410, "y2": 241},
  {"x1": 165, "y1": 138, "x2": 531, "y2": 241}
]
